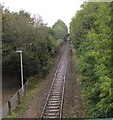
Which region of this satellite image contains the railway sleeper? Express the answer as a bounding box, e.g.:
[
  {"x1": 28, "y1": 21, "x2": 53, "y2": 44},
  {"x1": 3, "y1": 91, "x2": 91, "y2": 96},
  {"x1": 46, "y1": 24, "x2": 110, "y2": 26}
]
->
[
  {"x1": 48, "y1": 103, "x2": 60, "y2": 106},
  {"x1": 54, "y1": 82, "x2": 63, "y2": 84},
  {"x1": 50, "y1": 96, "x2": 60, "y2": 98},
  {"x1": 43, "y1": 115, "x2": 59, "y2": 118},
  {"x1": 49, "y1": 98, "x2": 60, "y2": 101},
  {"x1": 53, "y1": 89, "x2": 61, "y2": 91},
  {"x1": 45, "y1": 109, "x2": 60, "y2": 112},
  {"x1": 47, "y1": 106, "x2": 60, "y2": 109},
  {"x1": 53, "y1": 86, "x2": 62, "y2": 89},
  {"x1": 48, "y1": 101, "x2": 60, "y2": 103},
  {"x1": 52, "y1": 89, "x2": 62, "y2": 92},
  {"x1": 51, "y1": 93, "x2": 61, "y2": 95},
  {"x1": 52, "y1": 90, "x2": 60, "y2": 93},
  {"x1": 51, "y1": 94, "x2": 61, "y2": 97},
  {"x1": 54, "y1": 84, "x2": 63, "y2": 86},
  {"x1": 48, "y1": 101, "x2": 60, "y2": 105},
  {"x1": 44, "y1": 112, "x2": 59, "y2": 116},
  {"x1": 56, "y1": 76, "x2": 64, "y2": 80},
  {"x1": 51, "y1": 94, "x2": 60, "y2": 96},
  {"x1": 54, "y1": 83, "x2": 62, "y2": 85},
  {"x1": 53, "y1": 86, "x2": 62, "y2": 88}
]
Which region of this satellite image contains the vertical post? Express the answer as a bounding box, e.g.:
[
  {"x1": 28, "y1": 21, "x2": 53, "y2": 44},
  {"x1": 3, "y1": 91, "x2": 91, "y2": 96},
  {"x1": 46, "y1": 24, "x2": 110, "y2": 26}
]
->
[
  {"x1": 8, "y1": 100, "x2": 11, "y2": 115},
  {"x1": 16, "y1": 50, "x2": 24, "y2": 92},
  {"x1": 17, "y1": 92, "x2": 20, "y2": 104},
  {"x1": 20, "y1": 52, "x2": 24, "y2": 92}
]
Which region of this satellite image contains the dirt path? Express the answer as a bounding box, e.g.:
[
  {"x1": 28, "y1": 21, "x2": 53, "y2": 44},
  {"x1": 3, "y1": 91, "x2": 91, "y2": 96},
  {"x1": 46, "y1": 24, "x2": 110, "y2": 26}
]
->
[{"x1": 22, "y1": 42, "x2": 85, "y2": 118}]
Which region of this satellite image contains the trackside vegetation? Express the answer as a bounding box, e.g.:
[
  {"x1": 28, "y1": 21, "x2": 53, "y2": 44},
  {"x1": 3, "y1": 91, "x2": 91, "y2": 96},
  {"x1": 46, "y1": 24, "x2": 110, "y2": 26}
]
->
[
  {"x1": 2, "y1": 6, "x2": 68, "y2": 81},
  {"x1": 70, "y1": 2, "x2": 113, "y2": 118}
]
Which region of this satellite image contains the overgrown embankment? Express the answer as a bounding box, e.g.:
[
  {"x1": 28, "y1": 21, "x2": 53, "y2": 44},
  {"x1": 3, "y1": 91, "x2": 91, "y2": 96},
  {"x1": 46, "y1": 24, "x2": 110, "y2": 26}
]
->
[{"x1": 70, "y1": 2, "x2": 113, "y2": 118}]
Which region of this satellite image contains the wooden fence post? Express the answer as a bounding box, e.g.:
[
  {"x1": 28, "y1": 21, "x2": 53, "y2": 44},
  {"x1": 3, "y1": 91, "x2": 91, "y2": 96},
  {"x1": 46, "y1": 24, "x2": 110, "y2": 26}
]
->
[
  {"x1": 8, "y1": 100, "x2": 11, "y2": 115},
  {"x1": 17, "y1": 92, "x2": 20, "y2": 104}
]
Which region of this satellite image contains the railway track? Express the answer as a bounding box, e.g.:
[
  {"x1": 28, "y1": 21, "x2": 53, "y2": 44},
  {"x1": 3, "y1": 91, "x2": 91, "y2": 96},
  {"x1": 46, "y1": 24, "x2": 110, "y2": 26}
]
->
[{"x1": 40, "y1": 43, "x2": 68, "y2": 119}]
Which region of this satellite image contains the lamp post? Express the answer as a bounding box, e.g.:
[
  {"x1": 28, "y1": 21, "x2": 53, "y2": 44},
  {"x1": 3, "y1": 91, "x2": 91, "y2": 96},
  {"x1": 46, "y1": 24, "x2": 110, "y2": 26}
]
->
[{"x1": 16, "y1": 50, "x2": 24, "y2": 91}]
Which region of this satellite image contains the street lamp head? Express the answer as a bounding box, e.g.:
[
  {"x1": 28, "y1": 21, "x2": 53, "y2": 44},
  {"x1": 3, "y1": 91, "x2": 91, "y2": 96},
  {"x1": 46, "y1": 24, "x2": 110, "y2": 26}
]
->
[{"x1": 16, "y1": 50, "x2": 22, "y2": 53}]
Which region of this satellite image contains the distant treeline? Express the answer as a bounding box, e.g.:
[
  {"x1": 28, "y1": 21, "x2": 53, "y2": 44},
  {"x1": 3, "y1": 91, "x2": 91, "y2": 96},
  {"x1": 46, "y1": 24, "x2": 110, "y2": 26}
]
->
[
  {"x1": 2, "y1": 5, "x2": 68, "y2": 80},
  {"x1": 70, "y1": 2, "x2": 113, "y2": 118}
]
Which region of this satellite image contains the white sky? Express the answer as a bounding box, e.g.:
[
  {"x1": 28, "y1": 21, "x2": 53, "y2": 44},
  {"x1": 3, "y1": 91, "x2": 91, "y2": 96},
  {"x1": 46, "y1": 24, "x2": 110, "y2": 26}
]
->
[{"x1": 1, "y1": 0, "x2": 85, "y2": 28}]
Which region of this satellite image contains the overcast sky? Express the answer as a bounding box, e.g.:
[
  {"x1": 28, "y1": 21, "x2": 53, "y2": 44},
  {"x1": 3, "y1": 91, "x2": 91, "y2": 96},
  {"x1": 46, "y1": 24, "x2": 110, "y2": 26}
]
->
[{"x1": 1, "y1": 0, "x2": 86, "y2": 28}]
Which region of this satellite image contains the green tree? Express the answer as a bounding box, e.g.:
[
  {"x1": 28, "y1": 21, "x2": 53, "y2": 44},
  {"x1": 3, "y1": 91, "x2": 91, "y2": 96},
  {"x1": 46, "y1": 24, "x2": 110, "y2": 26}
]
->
[
  {"x1": 52, "y1": 20, "x2": 68, "y2": 40},
  {"x1": 70, "y1": 2, "x2": 113, "y2": 118},
  {"x1": 2, "y1": 7, "x2": 64, "y2": 81}
]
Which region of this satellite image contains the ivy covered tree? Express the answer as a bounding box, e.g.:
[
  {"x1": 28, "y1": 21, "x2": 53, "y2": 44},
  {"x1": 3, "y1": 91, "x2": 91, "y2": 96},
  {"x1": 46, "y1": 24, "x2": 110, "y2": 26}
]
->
[{"x1": 70, "y1": 2, "x2": 113, "y2": 118}]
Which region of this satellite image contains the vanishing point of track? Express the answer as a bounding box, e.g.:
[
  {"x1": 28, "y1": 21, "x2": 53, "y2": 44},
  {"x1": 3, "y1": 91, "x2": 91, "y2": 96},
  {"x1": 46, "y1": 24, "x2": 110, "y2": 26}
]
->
[{"x1": 40, "y1": 42, "x2": 68, "y2": 119}]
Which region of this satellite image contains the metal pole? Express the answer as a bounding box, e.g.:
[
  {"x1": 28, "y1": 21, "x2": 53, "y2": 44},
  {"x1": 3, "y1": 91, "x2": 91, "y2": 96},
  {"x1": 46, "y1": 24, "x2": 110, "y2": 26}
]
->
[{"x1": 20, "y1": 52, "x2": 24, "y2": 91}]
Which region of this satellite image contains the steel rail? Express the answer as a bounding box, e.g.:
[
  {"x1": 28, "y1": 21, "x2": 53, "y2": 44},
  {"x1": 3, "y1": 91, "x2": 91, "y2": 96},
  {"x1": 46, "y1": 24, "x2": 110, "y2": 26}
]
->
[
  {"x1": 40, "y1": 44, "x2": 67, "y2": 119},
  {"x1": 40, "y1": 60, "x2": 61, "y2": 118},
  {"x1": 59, "y1": 68, "x2": 67, "y2": 119},
  {"x1": 59, "y1": 44, "x2": 68, "y2": 119}
]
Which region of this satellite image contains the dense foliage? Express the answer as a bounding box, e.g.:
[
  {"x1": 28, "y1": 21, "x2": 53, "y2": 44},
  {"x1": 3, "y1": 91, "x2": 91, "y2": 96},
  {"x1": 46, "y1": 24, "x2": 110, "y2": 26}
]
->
[
  {"x1": 2, "y1": 7, "x2": 67, "y2": 80},
  {"x1": 70, "y1": 2, "x2": 113, "y2": 118},
  {"x1": 52, "y1": 20, "x2": 68, "y2": 40}
]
